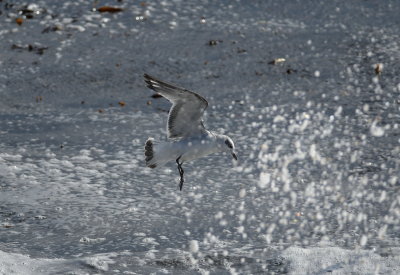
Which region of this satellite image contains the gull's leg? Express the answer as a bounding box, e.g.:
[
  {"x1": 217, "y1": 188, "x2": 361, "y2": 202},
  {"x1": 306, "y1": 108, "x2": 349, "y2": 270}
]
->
[{"x1": 176, "y1": 156, "x2": 184, "y2": 191}]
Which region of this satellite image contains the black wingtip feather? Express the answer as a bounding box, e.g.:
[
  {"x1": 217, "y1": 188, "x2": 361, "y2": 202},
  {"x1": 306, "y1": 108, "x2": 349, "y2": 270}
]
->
[
  {"x1": 144, "y1": 73, "x2": 157, "y2": 84},
  {"x1": 144, "y1": 73, "x2": 187, "y2": 93}
]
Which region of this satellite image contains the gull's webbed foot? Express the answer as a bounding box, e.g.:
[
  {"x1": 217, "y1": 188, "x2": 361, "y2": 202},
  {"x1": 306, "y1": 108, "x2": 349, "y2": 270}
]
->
[{"x1": 176, "y1": 156, "x2": 184, "y2": 191}]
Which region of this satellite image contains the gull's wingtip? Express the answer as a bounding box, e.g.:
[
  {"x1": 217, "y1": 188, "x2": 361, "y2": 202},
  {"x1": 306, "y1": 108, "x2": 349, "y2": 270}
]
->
[
  {"x1": 143, "y1": 73, "x2": 155, "y2": 81},
  {"x1": 144, "y1": 73, "x2": 160, "y2": 89},
  {"x1": 144, "y1": 74, "x2": 156, "y2": 89}
]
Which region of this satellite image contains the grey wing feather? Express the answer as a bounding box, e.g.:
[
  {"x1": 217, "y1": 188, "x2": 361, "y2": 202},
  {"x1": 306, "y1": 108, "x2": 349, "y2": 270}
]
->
[{"x1": 144, "y1": 74, "x2": 208, "y2": 138}]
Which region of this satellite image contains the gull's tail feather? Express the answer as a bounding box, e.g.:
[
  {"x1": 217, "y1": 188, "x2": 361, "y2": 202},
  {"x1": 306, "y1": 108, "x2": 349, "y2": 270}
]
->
[
  {"x1": 145, "y1": 138, "x2": 157, "y2": 168},
  {"x1": 145, "y1": 138, "x2": 174, "y2": 168}
]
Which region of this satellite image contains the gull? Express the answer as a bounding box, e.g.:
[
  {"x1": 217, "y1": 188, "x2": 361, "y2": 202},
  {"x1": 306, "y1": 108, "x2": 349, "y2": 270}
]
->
[{"x1": 144, "y1": 74, "x2": 237, "y2": 190}]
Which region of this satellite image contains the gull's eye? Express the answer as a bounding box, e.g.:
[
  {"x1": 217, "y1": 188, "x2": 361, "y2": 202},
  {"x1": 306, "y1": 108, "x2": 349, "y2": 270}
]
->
[{"x1": 225, "y1": 139, "x2": 233, "y2": 149}]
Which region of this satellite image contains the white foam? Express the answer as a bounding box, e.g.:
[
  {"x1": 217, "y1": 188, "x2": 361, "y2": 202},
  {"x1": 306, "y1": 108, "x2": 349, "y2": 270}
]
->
[
  {"x1": 282, "y1": 246, "x2": 400, "y2": 275},
  {"x1": 189, "y1": 240, "x2": 200, "y2": 253},
  {"x1": 0, "y1": 250, "x2": 63, "y2": 275},
  {"x1": 0, "y1": 250, "x2": 123, "y2": 275}
]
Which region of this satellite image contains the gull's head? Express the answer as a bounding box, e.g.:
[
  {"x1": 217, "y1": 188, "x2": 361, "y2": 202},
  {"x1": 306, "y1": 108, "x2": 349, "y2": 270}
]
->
[{"x1": 216, "y1": 134, "x2": 237, "y2": 161}]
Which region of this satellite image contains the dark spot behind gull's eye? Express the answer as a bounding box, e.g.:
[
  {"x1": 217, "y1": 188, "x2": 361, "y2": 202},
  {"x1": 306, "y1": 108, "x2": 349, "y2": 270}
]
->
[{"x1": 225, "y1": 139, "x2": 233, "y2": 149}]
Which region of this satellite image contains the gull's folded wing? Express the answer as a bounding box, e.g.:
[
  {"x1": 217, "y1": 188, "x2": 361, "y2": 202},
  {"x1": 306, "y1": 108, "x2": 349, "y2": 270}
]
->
[{"x1": 144, "y1": 74, "x2": 208, "y2": 138}]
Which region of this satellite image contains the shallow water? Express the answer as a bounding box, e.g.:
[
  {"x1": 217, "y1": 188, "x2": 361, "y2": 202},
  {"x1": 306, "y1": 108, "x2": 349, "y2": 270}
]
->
[{"x1": 1, "y1": 0, "x2": 400, "y2": 274}]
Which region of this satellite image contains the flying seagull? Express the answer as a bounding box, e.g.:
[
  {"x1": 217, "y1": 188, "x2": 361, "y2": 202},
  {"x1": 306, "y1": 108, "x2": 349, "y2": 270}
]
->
[{"x1": 144, "y1": 74, "x2": 237, "y2": 190}]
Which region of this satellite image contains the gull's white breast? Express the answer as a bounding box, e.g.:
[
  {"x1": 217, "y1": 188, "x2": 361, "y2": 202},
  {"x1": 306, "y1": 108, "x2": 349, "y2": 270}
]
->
[{"x1": 177, "y1": 135, "x2": 219, "y2": 162}]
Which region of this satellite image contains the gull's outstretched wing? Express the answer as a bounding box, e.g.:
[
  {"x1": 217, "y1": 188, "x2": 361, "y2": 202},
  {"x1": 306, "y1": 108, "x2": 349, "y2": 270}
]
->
[{"x1": 144, "y1": 74, "x2": 208, "y2": 138}]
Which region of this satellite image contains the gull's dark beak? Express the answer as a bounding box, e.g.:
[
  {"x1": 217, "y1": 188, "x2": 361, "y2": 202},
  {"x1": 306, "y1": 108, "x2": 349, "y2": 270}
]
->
[{"x1": 232, "y1": 152, "x2": 238, "y2": 161}]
